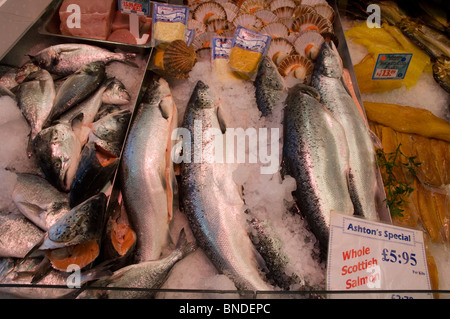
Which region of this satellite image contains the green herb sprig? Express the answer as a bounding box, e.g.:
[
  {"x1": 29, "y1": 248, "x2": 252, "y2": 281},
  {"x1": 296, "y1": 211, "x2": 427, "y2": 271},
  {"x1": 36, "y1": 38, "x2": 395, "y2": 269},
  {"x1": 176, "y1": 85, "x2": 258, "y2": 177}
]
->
[{"x1": 376, "y1": 143, "x2": 421, "y2": 218}]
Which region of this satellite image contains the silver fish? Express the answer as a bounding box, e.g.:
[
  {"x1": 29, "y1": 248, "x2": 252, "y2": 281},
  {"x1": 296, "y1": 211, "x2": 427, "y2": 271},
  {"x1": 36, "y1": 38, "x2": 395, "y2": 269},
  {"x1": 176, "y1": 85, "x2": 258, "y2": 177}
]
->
[
  {"x1": 77, "y1": 229, "x2": 196, "y2": 299},
  {"x1": 254, "y1": 56, "x2": 286, "y2": 117},
  {"x1": 102, "y1": 78, "x2": 131, "y2": 105},
  {"x1": 58, "y1": 78, "x2": 113, "y2": 145},
  {"x1": 0, "y1": 212, "x2": 44, "y2": 258},
  {"x1": 17, "y1": 69, "x2": 56, "y2": 143},
  {"x1": 69, "y1": 110, "x2": 131, "y2": 207},
  {"x1": 29, "y1": 43, "x2": 136, "y2": 76},
  {"x1": 12, "y1": 173, "x2": 70, "y2": 231},
  {"x1": 282, "y1": 84, "x2": 354, "y2": 252},
  {"x1": 180, "y1": 80, "x2": 272, "y2": 292},
  {"x1": 0, "y1": 65, "x2": 18, "y2": 89},
  {"x1": 120, "y1": 77, "x2": 178, "y2": 263},
  {"x1": 32, "y1": 123, "x2": 83, "y2": 192},
  {"x1": 94, "y1": 104, "x2": 122, "y2": 122},
  {"x1": 311, "y1": 42, "x2": 381, "y2": 222},
  {"x1": 50, "y1": 61, "x2": 106, "y2": 123}
]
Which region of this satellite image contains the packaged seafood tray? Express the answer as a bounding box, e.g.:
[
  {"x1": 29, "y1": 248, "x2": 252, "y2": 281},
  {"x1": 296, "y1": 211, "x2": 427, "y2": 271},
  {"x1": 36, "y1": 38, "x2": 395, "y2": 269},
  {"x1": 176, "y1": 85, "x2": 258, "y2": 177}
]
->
[
  {"x1": 38, "y1": 0, "x2": 153, "y2": 48},
  {"x1": 2, "y1": 0, "x2": 445, "y2": 300}
]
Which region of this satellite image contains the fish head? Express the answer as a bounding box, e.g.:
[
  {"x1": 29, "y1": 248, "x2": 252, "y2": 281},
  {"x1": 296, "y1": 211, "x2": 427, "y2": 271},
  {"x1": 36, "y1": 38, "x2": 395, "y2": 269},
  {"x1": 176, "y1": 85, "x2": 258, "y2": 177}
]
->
[
  {"x1": 33, "y1": 124, "x2": 82, "y2": 192},
  {"x1": 258, "y1": 56, "x2": 285, "y2": 91},
  {"x1": 314, "y1": 41, "x2": 343, "y2": 79},
  {"x1": 48, "y1": 193, "x2": 108, "y2": 244},
  {"x1": 91, "y1": 109, "x2": 131, "y2": 144},
  {"x1": 190, "y1": 80, "x2": 216, "y2": 109},
  {"x1": 28, "y1": 47, "x2": 58, "y2": 71},
  {"x1": 103, "y1": 78, "x2": 131, "y2": 105}
]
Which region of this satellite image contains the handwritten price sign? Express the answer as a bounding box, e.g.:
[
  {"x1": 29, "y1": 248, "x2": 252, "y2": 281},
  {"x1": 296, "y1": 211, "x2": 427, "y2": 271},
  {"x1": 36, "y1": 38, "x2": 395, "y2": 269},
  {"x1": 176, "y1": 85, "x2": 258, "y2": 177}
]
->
[
  {"x1": 372, "y1": 53, "x2": 412, "y2": 80},
  {"x1": 326, "y1": 212, "x2": 432, "y2": 299}
]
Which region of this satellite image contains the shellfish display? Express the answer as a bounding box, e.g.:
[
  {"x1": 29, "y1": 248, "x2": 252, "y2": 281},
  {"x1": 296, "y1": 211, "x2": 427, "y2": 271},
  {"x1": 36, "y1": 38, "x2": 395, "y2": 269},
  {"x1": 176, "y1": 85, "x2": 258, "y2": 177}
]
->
[{"x1": 181, "y1": 0, "x2": 338, "y2": 85}]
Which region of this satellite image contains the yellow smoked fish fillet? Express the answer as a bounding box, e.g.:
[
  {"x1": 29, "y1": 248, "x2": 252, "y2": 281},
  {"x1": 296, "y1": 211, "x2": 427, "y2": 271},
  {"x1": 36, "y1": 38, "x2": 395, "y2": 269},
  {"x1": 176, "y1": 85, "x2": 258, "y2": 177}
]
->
[
  {"x1": 364, "y1": 102, "x2": 450, "y2": 143},
  {"x1": 346, "y1": 22, "x2": 430, "y2": 92}
]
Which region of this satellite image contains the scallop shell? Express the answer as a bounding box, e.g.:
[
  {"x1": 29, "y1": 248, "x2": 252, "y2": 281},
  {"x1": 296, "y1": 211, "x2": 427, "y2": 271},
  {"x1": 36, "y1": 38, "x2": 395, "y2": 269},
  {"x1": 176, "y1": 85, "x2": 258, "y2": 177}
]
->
[
  {"x1": 291, "y1": 13, "x2": 333, "y2": 33},
  {"x1": 240, "y1": 0, "x2": 267, "y2": 14},
  {"x1": 253, "y1": 9, "x2": 279, "y2": 25},
  {"x1": 293, "y1": 30, "x2": 325, "y2": 60},
  {"x1": 277, "y1": 54, "x2": 313, "y2": 82},
  {"x1": 269, "y1": 0, "x2": 296, "y2": 11},
  {"x1": 301, "y1": 0, "x2": 328, "y2": 6},
  {"x1": 188, "y1": 18, "x2": 206, "y2": 36},
  {"x1": 313, "y1": 3, "x2": 335, "y2": 23},
  {"x1": 222, "y1": 2, "x2": 240, "y2": 22},
  {"x1": 232, "y1": 13, "x2": 264, "y2": 31},
  {"x1": 206, "y1": 18, "x2": 235, "y2": 34},
  {"x1": 193, "y1": 1, "x2": 227, "y2": 24},
  {"x1": 279, "y1": 17, "x2": 295, "y2": 30},
  {"x1": 267, "y1": 37, "x2": 296, "y2": 65},
  {"x1": 163, "y1": 40, "x2": 197, "y2": 79},
  {"x1": 273, "y1": 6, "x2": 295, "y2": 19},
  {"x1": 191, "y1": 31, "x2": 216, "y2": 51},
  {"x1": 261, "y1": 22, "x2": 290, "y2": 38},
  {"x1": 293, "y1": 5, "x2": 317, "y2": 18}
]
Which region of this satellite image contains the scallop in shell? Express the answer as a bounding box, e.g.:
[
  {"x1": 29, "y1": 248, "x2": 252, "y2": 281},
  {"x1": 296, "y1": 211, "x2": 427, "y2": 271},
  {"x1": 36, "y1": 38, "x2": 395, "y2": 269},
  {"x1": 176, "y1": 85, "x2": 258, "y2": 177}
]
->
[
  {"x1": 293, "y1": 4, "x2": 317, "y2": 18},
  {"x1": 291, "y1": 13, "x2": 333, "y2": 33},
  {"x1": 267, "y1": 37, "x2": 296, "y2": 65},
  {"x1": 163, "y1": 40, "x2": 197, "y2": 79},
  {"x1": 222, "y1": 2, "x2": 239, "y2": 22},
  {"x1": 206, "y1": 18, "x2": 235, "y2": 35},
  {"x1": 232, "y1": 13, "x2": 264, "y2": 31},
  {"x1": 277, "y1": 54, "x2": 313, "y2": 82},
  {"x1": 191, "y1": 31, "x2": 216, "y2": 51},
  {"x1": 313, "y1": 3, "x2": 335, "y2": 23},
  {"x1": 254, "y1": 9, "x2": 279, "y2": 25},
  {"x1": 261, "y1": 22, "x2": 290, "y2": 38},
  {"x1": 273, "y1": 6, "x2": 295, "y2": 19},
  {"x1": 193, "y1": 1, "x2": 227, "y2": 24},
  {"x1": 240, "y1": 0, "x2": 267, "y2": 14},
  {"x1": 270, "y1": 0, "x2": 296, "y2": 11},
  {"x1": 279, "y1": 17, "x2": 295, "y2": 30},
  {"x1": 188, "y1": 18, "x2": 206, "y2": 36},
  {"x1": 293, "y1": 30, "x2": 325, "y2": 60}
]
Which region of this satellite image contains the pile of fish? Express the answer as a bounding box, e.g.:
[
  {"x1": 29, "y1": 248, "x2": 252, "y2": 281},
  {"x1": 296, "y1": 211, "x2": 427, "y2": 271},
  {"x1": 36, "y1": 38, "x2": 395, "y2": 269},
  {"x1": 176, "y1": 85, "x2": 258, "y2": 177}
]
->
[
  {"x1": 0, "y1": 43, "x2": 139, "y2": 298},
  {"x1": 0, "y1": 1, "x2": 390, "y2": 299}
]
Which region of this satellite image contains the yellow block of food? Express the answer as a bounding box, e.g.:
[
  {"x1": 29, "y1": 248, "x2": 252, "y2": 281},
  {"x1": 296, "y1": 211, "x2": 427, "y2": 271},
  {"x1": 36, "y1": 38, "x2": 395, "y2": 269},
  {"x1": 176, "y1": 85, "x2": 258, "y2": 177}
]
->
[{"x1": 228, "y1": 46, "x2": 262, "y2": 77}]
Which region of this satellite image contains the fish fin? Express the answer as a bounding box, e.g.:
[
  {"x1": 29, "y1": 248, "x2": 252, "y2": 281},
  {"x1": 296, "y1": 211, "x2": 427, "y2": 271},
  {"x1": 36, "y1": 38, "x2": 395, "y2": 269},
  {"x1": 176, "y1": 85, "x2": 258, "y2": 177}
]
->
[
  {"x1": 30, "y1": 256, "x2": 52, "y2": 284},
  {"x1": 14, "y1": 201, "x2": 44, "y2": 221},
  {"x1": 369, "y1": 129, "x2": 383, "y2": 149},
  {"x1": 216, "y1": 105, "x2": 227, "y2": 134},
  {"x1": 21, "y1": 234, "x2": 47, "y2": 263},
  {"x1": 175, "y1": 228, "x2": 197, "y2": 257},
  {"x1": 158, "y1": 100, "x2": 171, "y2": 120}
]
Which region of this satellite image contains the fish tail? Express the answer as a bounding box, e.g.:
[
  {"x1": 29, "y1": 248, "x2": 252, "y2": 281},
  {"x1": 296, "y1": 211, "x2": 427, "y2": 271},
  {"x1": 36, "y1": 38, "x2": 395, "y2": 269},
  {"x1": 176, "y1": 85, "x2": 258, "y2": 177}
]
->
[{"x1": 175, "y1": 228, "x2": 196, "y2": 257}]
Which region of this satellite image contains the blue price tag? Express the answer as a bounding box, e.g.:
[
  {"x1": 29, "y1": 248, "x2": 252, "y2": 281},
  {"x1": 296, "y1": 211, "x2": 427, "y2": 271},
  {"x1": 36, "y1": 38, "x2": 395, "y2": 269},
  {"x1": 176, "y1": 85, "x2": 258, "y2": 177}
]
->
[
  {"x1": 372, "y1": 53, "x2": 413, "y2": 80},
  {"x1": 118, "y1": 0, "x2": 150, "y2": 16}
]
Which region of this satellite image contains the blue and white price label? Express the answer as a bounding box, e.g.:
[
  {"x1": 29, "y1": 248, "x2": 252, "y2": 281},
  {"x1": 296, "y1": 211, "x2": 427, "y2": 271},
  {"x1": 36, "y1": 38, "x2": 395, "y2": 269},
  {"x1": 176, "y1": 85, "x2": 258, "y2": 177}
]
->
[
  {"x1": 326, "y1": 212, "x2": 433, "y2": 299},
  {"x1": 118, "y1": 0, "x2": 151, "y2": 16},
  {"x1": 372, "y1": 53, "x2": 413, "y2": 80}
]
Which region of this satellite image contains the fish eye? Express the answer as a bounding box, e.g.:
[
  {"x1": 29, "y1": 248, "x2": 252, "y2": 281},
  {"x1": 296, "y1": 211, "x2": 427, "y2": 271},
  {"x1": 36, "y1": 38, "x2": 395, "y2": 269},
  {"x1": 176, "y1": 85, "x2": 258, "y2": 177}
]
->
[{"x1": 53, "y1": 162, "x2": 61, "y2": 169}]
